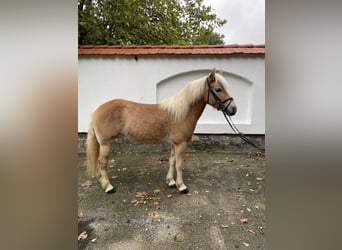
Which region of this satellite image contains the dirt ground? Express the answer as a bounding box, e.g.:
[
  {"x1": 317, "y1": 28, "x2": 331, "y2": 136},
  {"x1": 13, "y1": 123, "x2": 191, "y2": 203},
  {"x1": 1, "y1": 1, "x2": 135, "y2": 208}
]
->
[{"x1": 78, "y1": 135, "x2": 265, "y2": 250}]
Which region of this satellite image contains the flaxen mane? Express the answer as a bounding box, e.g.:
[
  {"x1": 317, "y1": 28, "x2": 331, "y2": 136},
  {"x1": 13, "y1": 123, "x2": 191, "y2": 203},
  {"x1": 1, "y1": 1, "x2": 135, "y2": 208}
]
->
[{"x1": 159, "y1": 73, "x2": 228, "y2": 121}]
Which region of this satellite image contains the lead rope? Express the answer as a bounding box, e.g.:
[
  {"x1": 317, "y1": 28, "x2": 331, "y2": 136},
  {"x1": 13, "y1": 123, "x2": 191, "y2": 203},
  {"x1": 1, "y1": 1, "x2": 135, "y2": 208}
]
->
[
  {"x1": 222, "y1": 112, "x2": 265, "y2": 152},
  {"x1": 207, "y1": 77, "x2": 264, "y2": 151}
]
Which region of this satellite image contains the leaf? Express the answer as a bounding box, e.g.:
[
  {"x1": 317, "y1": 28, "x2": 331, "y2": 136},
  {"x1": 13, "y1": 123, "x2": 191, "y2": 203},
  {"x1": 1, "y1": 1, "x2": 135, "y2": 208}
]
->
[
  {"x1": 78, "y1": 231, "x2": 88, "y2": 240},
  {"x1": 111, "y1": 175, "x2": 118, "y2": 179},
  {"x1": 131, "y1": 199, "x2": 138, "y2": 205},
  {"x1": 149, "y1": 212, "x2": 160, "y2": 219},
  {"x1": 153, "y1": 189, "x2": 161, "y2": 194},
  {"x1": 240, "y1": 217, "x2": 248, "y2": 224},
  {"x1": 167, "y1": 194, "x2": 173, "y2": 198},
  {"x1": 175, "y1": 233, "x2": 185, "y2": 242},
  {"x1": 135, "y1": 191, "x2": 148, "y2": 198},
  {"x1": 78, "y1": 211, "x2": 84, "y2": 219},
  {"x1": 243, "y1": 242, "x2": 250, "y2": 247},
  {"x1": 81, "y1": 180, "x2": 92, "y2": 188},
  {"x1": 185, "y1": 154, "x2": 192, "y2": 158},
  {"x1": 256, "y1": 177, "x2": 264, "y2": 181}
]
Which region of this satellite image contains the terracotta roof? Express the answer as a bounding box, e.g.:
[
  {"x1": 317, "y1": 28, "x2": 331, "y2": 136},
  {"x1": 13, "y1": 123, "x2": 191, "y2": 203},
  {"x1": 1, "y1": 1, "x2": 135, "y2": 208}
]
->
[{"x1": 78, "y1": 44, "x2": 265, "y2": 55}]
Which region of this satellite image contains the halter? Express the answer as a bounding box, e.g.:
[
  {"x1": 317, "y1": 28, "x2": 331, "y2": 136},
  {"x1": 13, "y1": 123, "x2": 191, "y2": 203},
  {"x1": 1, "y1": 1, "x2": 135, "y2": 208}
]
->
[
  {"x1": 206, "y1": 77, "x2": 234, "y2": 112},
  {"x1": 206, "y1": 77, "x2": 265, "y2": 151}
]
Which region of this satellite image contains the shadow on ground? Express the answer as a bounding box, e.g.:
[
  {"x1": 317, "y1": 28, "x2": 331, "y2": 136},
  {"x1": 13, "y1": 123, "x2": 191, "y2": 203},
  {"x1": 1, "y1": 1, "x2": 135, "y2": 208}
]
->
[{"x1": 78, "y1": 135, "x2": 265, "y2": 249}]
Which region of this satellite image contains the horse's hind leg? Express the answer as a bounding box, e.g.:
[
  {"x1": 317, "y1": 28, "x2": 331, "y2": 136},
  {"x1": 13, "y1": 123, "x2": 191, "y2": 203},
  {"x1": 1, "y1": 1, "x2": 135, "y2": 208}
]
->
[
  {"x1": 98, "y1": 144, "x2": 114, "y2": 193},
  {"x1": 174, "y1": 142, "x2": 188, "y2": 192},
  {"x1": 166, "y1": 144, "x2": 176, "y2": 187}
]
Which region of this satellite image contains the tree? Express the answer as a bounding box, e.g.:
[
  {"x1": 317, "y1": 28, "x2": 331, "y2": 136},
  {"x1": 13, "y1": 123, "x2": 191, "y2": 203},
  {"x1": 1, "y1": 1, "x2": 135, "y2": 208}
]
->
[{"x1": 78, "y1": 0, "x2": 227, "y2": 45}]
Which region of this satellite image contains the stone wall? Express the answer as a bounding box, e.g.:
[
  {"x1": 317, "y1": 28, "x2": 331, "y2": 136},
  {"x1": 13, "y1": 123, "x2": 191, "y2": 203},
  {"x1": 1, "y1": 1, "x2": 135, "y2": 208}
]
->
[{"x1": 78, "y1": 133, "x2": 265, "y2": 154}]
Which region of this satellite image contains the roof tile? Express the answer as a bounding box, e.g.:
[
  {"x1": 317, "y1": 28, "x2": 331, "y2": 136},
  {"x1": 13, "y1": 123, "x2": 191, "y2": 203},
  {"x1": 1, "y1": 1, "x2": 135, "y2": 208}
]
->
[{"x1": 78, "y1": 44, "x2": 265, "y2": 56}]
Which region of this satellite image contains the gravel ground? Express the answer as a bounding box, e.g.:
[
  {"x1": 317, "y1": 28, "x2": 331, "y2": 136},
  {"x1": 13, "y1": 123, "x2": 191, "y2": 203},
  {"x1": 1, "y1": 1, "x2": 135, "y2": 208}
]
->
[{"x1": 78, "y1": 135, "x2": 265, "y2": 250}]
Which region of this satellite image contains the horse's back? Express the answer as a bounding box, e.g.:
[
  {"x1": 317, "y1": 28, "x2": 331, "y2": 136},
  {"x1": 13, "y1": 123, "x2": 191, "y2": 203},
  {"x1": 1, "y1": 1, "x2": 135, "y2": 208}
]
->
[
  {"x1": 121, "y1": 101, "x2": 170, "y2": 144},
  {"x1": 92, "y1": 99, "x2": 170, "y2": 144}
]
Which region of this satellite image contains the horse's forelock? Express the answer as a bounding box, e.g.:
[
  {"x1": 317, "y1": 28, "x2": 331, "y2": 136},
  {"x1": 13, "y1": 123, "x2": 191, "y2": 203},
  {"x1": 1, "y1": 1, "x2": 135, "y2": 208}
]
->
[{"x1": 214, "y1": 73, "x2": 228, "y2": 90}]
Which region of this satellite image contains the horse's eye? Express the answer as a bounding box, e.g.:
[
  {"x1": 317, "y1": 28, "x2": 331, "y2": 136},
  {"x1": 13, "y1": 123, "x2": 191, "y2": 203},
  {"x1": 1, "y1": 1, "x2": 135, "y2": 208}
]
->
[{"x1": 215, "y1": 88, "x2": 222, "y2": 93}]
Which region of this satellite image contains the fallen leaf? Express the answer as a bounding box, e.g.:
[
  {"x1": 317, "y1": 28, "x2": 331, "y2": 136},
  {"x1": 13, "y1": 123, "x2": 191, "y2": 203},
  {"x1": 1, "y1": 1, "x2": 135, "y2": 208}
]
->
[
  {"x1": 78, "y1": 231, "x2": 88, "y2": 240},
  {"x1": 109, "y1": 159, "x2": 116, "y2": 163},
  {"x1": 256, "y1": 177, "x2": 264, "y2": 181},
  {"x1": 240, "y1": 217, "x2": 249, "y2": 224},
  {"x1": 175, "y1": 233, "x2": 185, "y2": 242},
  {"x1": 159, "y1": 156, "x2": 169, "y2": 162},
  {"x1": 131, "y1": 199, "x2": 138, "y2": 205},
  {"x1": 255, "y1": 151, "x2": 264, "y2": 157},
  {"x1": 149, "y1": 212, "x2": 160, "y2": 219},
  {"x1": 111, "y1": 175, "x2": 118, "y2": 179},
  {"x1": 167, "y1": 194, "x2": 173, "y2": 198},
  {"x1": 220, "y1": 224, "x2": 229, "y2": 228},
  {"x1": 78, "y1": 211, "x2": 84, "y2": 219},
  {"x1": 243, "y1": 242, "x2": 250, "y2": 247},
  {"x1": 91, "y1": 238, "x2": 97, "y2": 242},
  {"x1": 248, "y1": 229, "x2": 256, "y2": 234},
  {"x1": 135, "y1": 191, "x2": 148, "y2": 198},
  {"x1": 185, "y1": 154, "x2": 192, "y2": 158},
  {"x1": 153, "y1": 189, "x2": 161, "y2": 194},
  {"x1": 81, "y1": 180, "x2": 92, "y2": 188}
]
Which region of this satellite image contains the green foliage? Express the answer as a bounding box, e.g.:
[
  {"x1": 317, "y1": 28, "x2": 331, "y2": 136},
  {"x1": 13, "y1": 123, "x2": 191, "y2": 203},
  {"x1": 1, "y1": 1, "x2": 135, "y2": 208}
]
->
[{"x1": 78, "y1": 0, "x2": 227, "y2": 45}]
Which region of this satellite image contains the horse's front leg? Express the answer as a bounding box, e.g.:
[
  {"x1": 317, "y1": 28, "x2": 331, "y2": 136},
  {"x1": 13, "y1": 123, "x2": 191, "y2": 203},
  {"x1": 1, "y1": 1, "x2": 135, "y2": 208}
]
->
[
  {"x1": 166, "y1": 144, "x2": 176, "y2": 187},
  {"x1": 174, "y1": 142, "x2": 188, "y2": 192},
  {"x1": 98, "y1": 144, "x2": 114, "y2": 193}
]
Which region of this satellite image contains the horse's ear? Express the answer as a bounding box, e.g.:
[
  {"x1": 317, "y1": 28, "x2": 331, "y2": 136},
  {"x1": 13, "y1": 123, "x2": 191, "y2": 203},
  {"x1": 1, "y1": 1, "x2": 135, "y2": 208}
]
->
[
  {"x1": 218, "y1": 69, "x2": 223, "y2": 75},
  {"x1": 208, "y1": 68, "x2": 216, "y2": 82}
]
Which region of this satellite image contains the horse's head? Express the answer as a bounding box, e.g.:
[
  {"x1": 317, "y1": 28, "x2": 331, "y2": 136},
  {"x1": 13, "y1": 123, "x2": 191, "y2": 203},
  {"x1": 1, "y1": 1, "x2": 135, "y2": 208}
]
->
[{"x1": 205, "y1": 68, "x2": 237, "y2": 116}]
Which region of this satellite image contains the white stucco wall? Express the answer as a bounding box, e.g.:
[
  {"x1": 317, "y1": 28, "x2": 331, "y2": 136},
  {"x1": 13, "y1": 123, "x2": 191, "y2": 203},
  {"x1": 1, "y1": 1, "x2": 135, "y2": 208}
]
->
[{"x1": 78, "y1": 54, "x2": 264, "y2": 134}]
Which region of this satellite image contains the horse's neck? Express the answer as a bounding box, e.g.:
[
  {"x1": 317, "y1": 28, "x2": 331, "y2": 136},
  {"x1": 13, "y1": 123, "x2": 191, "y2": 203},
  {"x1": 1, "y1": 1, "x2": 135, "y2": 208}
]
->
[{"x1": 187, "y1": 99, "x2": 207, "y2": 122}]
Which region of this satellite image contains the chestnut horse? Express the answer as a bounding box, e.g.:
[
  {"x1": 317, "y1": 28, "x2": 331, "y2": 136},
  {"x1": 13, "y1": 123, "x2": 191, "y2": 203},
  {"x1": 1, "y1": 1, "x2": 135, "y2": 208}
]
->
[{"x1": 86, "y1": 68, "x2": 237, "y2": 193}]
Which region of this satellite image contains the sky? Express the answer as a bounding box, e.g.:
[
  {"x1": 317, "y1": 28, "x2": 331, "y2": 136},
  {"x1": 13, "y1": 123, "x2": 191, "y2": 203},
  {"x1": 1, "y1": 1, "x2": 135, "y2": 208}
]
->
[{"x1": 202, "y1": 0, "x2": 265, "y2": 45}]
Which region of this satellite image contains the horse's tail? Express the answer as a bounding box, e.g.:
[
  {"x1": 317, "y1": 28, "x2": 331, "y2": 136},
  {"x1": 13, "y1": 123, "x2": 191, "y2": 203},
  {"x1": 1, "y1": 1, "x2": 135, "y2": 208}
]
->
[{"x1": 86, "y1": 122, "x2": 99, "y2": 177}]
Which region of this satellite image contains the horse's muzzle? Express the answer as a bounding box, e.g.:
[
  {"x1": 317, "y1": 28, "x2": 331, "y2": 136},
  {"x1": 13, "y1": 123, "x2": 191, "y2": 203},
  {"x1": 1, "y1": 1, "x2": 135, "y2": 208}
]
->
[{"x1": 220, "y1": 98, "x2": 237, "y2": 116}]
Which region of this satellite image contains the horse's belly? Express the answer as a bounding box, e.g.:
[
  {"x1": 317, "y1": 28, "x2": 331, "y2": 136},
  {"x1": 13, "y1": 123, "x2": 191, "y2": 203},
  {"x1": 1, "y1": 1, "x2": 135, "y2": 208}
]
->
[{"x1": 123, "y1": 123, "x2": 168, "y2": 144}]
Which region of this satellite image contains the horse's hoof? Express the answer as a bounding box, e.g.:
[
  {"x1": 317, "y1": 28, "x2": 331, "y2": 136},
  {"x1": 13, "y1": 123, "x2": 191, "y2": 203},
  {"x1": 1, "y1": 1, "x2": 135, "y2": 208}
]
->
[
  {"x1": 106, "y1": 188, "x2": 116, "y2": 194},
  {"x1": 167, "y1": 179, "x2": 177, "y2": 188},
  {"x1": 178, "y1": 183, "x2": 188, "y2": 193},
  {"x1": 105, "y1": 184, "x2": 115, "y2": 193},
  {"x1": 179, "y1": 188, "x2": 189, "y2": 194}
]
